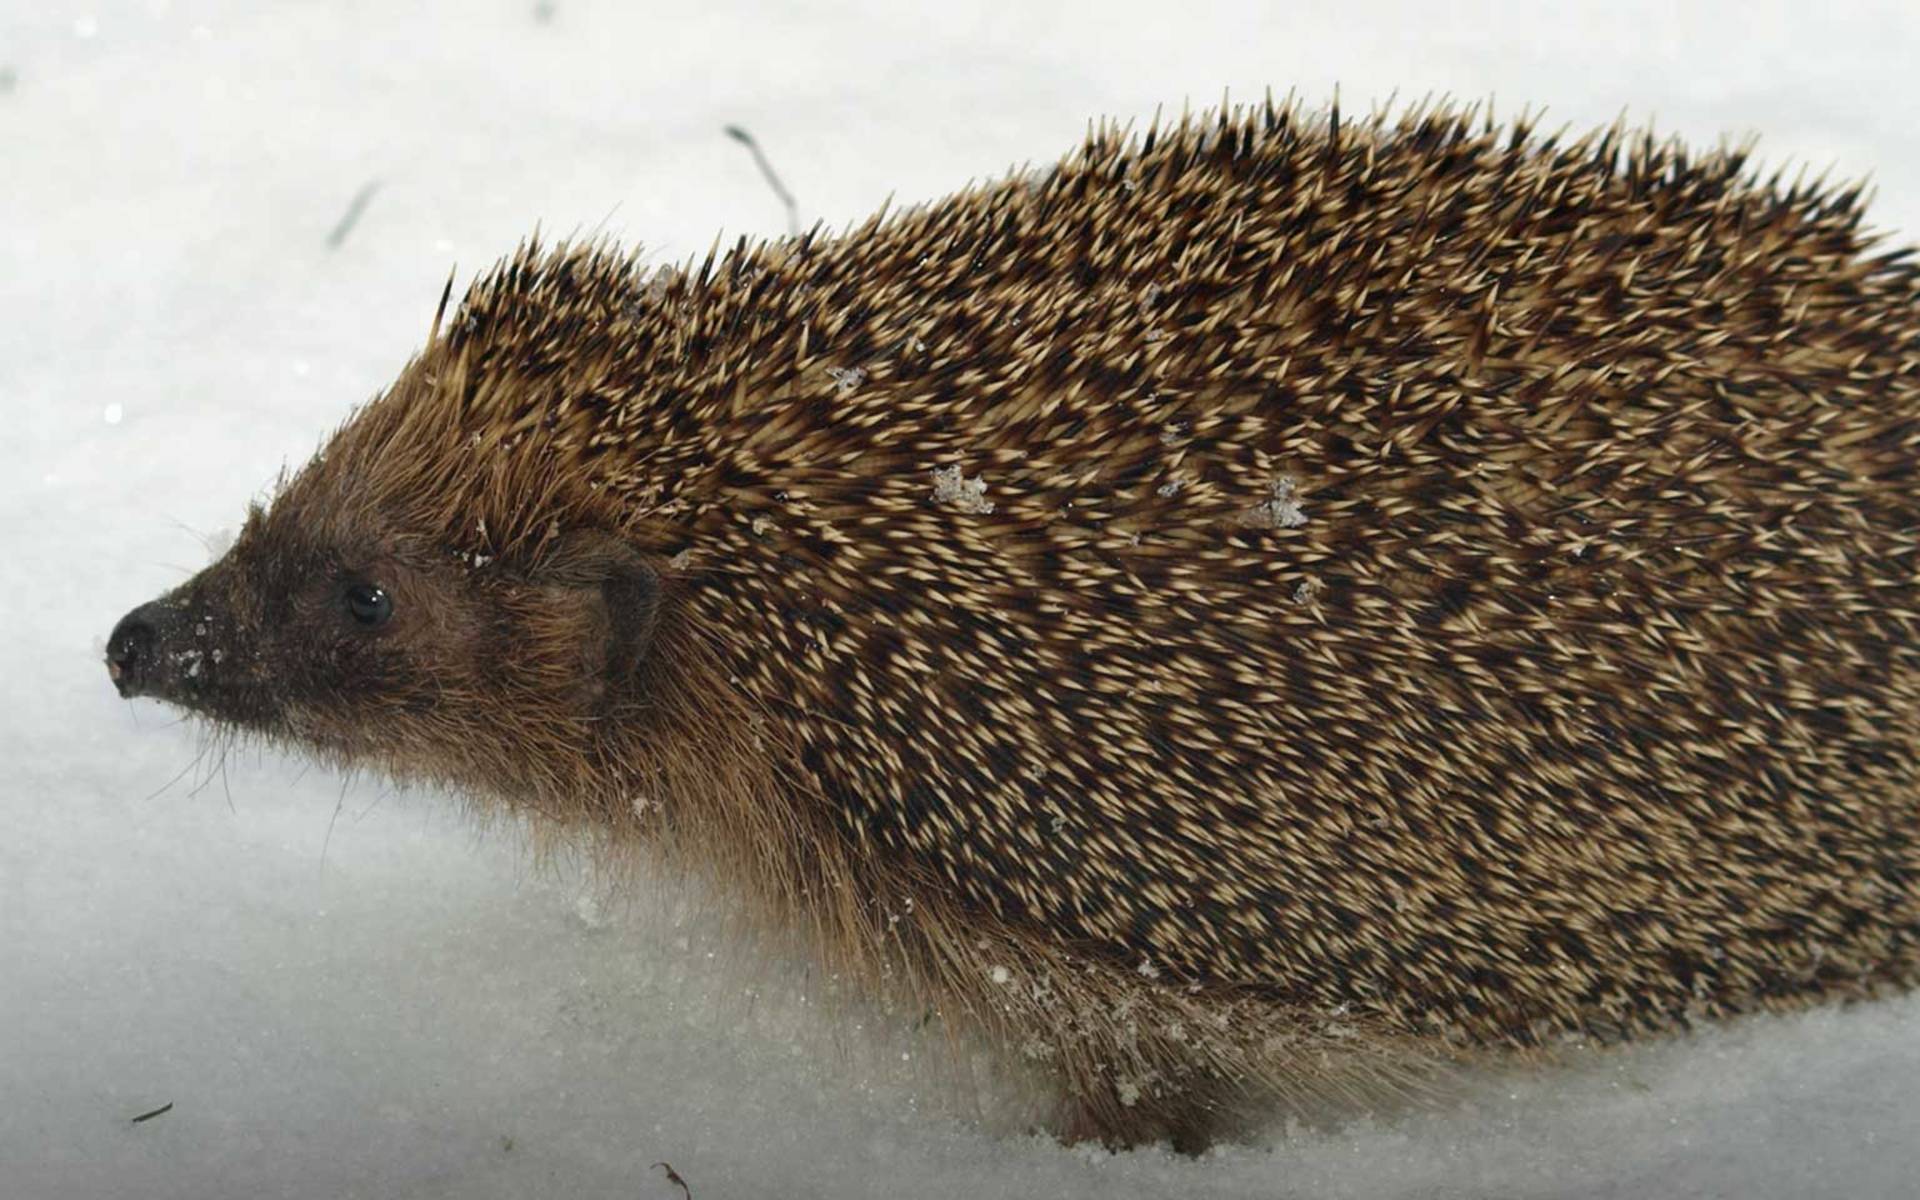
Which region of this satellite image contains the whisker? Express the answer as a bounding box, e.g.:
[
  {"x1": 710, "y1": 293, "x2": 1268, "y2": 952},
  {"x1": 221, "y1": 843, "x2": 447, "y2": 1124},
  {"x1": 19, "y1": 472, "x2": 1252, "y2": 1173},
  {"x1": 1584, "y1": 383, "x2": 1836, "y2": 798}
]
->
[
  {"x1": 320, "y1": 776, "x2": 349, "y2": 874},
  {"x1": 355, "y1": 782, "x2": 392, "y2": 823},
  {"x1": 143, "y1": 742, "x2": 210, "y2": 803},
  {"x1": 164, "y1": 515, "x2": 215, "y2": 554},
  {"x1": 185, "y1": 726, "x2": 230, "y2": 802}
]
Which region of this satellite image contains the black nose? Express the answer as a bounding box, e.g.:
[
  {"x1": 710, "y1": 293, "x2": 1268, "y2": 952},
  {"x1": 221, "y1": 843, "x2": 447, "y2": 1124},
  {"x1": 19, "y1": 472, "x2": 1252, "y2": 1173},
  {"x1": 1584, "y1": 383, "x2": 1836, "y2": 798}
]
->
[{"x1": 106, "y1": 602, "x2": 165, "y2": 697}]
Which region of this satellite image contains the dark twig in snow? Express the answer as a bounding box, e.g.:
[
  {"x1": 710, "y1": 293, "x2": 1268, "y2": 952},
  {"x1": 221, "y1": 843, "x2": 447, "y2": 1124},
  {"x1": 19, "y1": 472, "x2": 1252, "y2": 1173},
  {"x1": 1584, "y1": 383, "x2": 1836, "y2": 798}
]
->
[
  {"x1": 652, "y1": 1161, "x2": 693, "y2": 1199},
  {"x1": 129, "y1": 1102, "x2": 173, "y2": 1125},
  {"x1": 325, "y1": 180, "x2": 382, "y2": 250},
  {"x1": 724, "y1": 125, "x2": 800, "y2": 237}
]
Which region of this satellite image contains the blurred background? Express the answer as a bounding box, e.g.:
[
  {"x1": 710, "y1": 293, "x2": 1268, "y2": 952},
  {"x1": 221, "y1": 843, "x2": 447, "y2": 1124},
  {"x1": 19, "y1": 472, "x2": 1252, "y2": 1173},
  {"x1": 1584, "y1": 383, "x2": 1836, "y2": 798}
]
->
[{"x1": 4, "y1": 2, "x2": 1919, "y2": 1197}]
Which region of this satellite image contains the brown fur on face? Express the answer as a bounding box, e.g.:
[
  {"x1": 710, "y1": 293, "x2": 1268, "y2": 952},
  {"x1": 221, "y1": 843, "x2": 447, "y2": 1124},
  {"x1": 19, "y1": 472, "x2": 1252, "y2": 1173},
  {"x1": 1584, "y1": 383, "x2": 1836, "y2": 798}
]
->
[
  {"x1": 109, "y1": 485, "x2": 670, "y2": 815},
  {"x1": 108, "y1": 97, "x2": 1920, "y2": 1151}
]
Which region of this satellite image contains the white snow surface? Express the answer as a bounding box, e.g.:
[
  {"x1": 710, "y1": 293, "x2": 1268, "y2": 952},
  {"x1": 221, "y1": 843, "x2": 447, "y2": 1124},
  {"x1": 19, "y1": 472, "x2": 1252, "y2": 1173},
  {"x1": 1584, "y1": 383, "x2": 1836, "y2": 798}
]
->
[{"x1": 6, "y1": 1, "x2": 1920, "y2": 1196}]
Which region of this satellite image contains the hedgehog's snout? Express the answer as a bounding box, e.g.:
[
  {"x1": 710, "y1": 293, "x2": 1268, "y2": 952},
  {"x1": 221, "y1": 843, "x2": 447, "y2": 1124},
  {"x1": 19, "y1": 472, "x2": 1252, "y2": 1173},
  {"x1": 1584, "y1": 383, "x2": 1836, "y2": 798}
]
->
[
  {"x1": 106, "y1": 601, "x2": 168, "y2": 698},
  {"x1": 106, "y1": 596, "x2": 228, "y2": 707}
]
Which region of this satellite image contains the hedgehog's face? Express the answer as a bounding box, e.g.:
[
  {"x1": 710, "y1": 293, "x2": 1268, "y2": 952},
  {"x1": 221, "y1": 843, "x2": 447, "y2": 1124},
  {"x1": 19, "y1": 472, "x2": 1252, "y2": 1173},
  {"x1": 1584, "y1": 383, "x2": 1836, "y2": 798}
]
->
[{"x1": 105, "y1": 500, "x2": 661, "y2": 788}]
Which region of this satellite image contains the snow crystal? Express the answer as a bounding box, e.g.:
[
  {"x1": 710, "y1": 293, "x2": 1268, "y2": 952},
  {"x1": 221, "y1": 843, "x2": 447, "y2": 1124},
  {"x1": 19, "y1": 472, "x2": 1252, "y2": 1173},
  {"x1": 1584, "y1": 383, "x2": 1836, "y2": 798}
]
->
[
  {"x1": 930, "y1": 464, "x2": 994, "y2": 514},
  {"x1": 1241, "y1": 475, "x2": 1308, "y2": 529},
  {"x1": 101, "y1": 402, "x2": 122, "y2": 425},
  {"x1": 827, "y1": 365, "x2": 866, "y2": 395},
  {"x1": 572, "y1": 890, "x2": 612, "y2": 931}
]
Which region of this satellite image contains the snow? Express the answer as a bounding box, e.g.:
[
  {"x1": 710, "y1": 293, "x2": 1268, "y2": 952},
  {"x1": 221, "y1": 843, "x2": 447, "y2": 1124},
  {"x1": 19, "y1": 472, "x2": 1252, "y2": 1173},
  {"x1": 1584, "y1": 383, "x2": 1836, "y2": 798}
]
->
[
  {"x1": 827, "y1": 365, "x2": 867, "y2": 395},
  {"x1": 1242, "y1": 476, "x2": 1308, "y2": 530},
  {"x1": 6, "y1": 1, "x2": 1920, "y2": 1196},
  {"x1": 931, "y1": 463, "x2": 994, "y2": 514}
]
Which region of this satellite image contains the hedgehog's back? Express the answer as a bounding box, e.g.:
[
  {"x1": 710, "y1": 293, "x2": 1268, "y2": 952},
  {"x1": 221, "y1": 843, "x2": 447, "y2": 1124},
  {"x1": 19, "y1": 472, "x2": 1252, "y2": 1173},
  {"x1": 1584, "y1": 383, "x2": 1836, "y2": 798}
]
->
[{"x1": 436, "y1": 103, "x2": 1920, "y2": 1050}]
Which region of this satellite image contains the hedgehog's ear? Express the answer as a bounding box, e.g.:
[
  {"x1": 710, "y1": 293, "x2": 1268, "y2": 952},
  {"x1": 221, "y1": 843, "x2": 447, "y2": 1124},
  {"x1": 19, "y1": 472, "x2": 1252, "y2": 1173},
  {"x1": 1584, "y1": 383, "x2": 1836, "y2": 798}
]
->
[{"x1": 534, "y1": 532, "x2": 662, "y2": 688}]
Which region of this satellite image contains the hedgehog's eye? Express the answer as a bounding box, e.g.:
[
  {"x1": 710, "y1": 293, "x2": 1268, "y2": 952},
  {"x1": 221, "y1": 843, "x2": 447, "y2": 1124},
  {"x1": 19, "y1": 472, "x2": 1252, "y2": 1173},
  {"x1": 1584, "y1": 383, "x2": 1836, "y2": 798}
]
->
[{"x1": 343, "y1": 583, "x2": 393, "y2": 628}]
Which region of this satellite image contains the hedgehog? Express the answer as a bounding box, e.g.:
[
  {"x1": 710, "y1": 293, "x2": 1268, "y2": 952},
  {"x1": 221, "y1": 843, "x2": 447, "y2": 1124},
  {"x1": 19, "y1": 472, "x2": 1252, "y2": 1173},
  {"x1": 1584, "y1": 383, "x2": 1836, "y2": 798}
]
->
[{"x1": 104, "y1": 97, "x2": 1920, "y2": 1151}]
